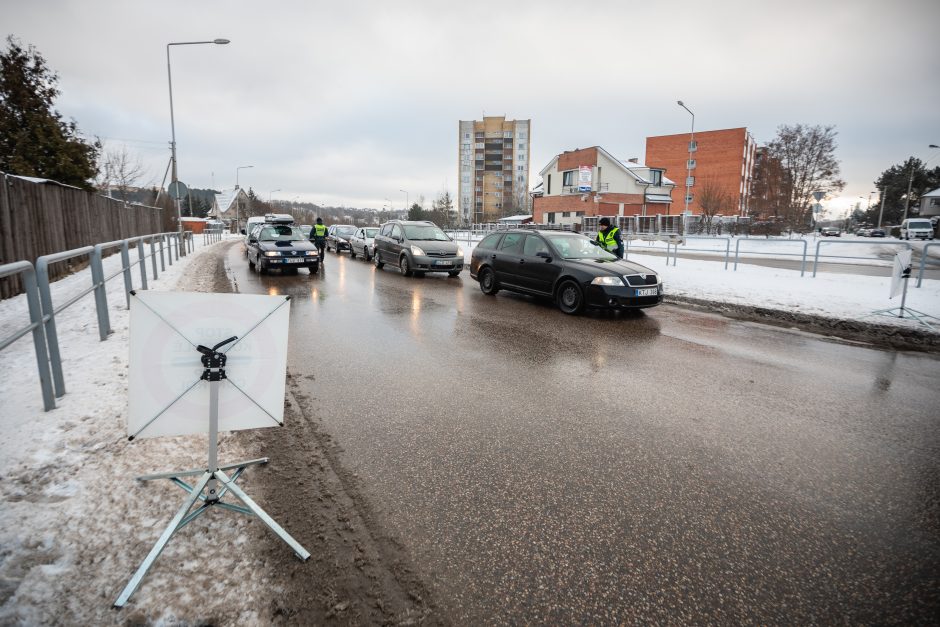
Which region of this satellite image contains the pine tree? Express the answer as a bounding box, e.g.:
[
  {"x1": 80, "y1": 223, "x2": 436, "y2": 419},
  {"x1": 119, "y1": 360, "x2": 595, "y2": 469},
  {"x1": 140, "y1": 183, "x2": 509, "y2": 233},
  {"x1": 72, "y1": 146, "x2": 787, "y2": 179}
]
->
[{"x1": 0, "y1": 37, "x2": 99, "y2": 188}]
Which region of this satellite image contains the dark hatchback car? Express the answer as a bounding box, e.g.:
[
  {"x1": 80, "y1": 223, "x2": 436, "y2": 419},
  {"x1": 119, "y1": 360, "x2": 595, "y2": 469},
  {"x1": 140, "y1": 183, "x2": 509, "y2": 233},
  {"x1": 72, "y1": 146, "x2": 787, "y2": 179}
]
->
[
  {"x1": 247, "y1": 224, "x2": 319, "y2": 274},
  {"x1": 326, "y1": 225, "x2": 357, "y2": 253},
  {"x1": 470, "y1": 230, "x2": 662, "y2": 314}
]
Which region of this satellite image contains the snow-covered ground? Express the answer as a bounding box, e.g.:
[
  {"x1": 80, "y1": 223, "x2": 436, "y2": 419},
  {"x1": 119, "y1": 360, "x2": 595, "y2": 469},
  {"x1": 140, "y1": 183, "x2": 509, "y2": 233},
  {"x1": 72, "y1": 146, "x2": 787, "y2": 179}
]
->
[{"x1": 1, "y1": 233, "x2": 939, "y2": 622}]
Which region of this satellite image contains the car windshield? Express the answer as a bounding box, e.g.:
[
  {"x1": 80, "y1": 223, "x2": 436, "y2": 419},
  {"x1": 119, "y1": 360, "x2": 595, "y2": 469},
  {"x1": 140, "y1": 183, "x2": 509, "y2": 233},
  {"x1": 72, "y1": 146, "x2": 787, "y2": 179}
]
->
[
  {"x1": 403, "y1": 224, "x2": 449, "y2": 241},
  {"x1": 908, "y1": 221, "x2": 931, "y2": 228},
  {"x1": 545, "y1": 233, "x2": 617, "y2": 260},
  {"x1": 258, "y1": 225, "x2": 306, "y2": 242},
  {"x1": 364, "y1": 228, "x2": 379, "y2": 238},
  {"x1": 335, "y1": 226, "x2": 356, "y2": 236}
]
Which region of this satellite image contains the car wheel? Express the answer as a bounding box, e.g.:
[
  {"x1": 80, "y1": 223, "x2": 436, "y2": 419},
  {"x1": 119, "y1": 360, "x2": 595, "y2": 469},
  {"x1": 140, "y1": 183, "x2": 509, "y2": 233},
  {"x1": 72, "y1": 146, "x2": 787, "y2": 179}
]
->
[
  {"x1": 363, "y1": 247, "x2": 371, "y2": 261},
  {"x1": 448, "y1": 270, "x2": 461, "y2": 278},
  {"x1": 400, "y1": 255, "x2": 413, "y2": 277},
  {"x1": 248, "y1": 256, "x2": 255, "y2": 269},
  {"x1": 479, "y1": 267, "x2": 498, "y2": 295},
  {"x1": 310, "y1": 263, "x2": 319, "y2": 274},
  {"x1": 350, "y1": 247, "x2": 357, "y2": 259},
  {"x1": 374, "y1": 250, "x2": 384, "y2": 268},
  {"x1": 556, "y1": 279, "x2": 583, "y2": 314},
  {"x1": 259, "y1": 262, "x2": 268, "y2": 275}
]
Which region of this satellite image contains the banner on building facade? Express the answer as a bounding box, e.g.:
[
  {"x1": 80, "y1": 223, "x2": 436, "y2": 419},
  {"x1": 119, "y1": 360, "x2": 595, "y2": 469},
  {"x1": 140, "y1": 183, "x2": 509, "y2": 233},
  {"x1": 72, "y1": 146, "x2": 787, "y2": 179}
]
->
[{"x1": 578, "y1": 166, "x2": 592, "y2": 192}]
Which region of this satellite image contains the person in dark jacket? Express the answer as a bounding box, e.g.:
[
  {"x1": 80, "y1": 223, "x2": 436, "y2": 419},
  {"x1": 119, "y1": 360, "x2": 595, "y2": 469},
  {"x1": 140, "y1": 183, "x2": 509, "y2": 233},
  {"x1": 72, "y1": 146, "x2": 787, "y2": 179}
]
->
[{"x1": 595, "y1": 217, "x2": 624, "y2": 259}]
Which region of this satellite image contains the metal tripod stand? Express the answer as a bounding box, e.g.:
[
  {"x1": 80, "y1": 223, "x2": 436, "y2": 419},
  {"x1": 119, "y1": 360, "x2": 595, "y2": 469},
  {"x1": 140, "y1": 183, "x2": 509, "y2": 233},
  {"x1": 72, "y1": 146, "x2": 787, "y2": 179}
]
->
[{"x1": 114, "y1": 337, "x2": 309, "y2": 608}]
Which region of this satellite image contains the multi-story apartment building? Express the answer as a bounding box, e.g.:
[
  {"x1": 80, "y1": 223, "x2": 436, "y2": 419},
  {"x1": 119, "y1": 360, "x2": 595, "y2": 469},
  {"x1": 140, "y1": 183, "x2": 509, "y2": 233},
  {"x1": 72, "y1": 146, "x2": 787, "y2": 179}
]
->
[
  {"x1": 532, "y1": 146, "x2": 675, "y2": 226},
  {"x1": 458, "y1": 116, "x2": 531, "y2": 223},
  {"x1": 645, "y1": 127, "x2": 757, "y2": 216}
]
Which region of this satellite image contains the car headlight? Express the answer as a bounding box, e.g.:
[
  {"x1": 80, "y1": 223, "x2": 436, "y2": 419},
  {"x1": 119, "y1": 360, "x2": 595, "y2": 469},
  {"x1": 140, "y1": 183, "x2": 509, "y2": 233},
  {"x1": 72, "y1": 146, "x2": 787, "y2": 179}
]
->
[
  {"x1": 410, "y1": 244, "x2": 426, "y2": 256},
  {"x1": 456, "y1": 246, "x2": 464, "y2": 257},
  {"x1": 306, "y1": 250, "x2": 318, "y2": 256},
  {"x1": 263, "y1": 251, "x2": 281, "y2": 257},
  {"x1": 591, "y1": 276, "x2": 625, "y2": 286}
]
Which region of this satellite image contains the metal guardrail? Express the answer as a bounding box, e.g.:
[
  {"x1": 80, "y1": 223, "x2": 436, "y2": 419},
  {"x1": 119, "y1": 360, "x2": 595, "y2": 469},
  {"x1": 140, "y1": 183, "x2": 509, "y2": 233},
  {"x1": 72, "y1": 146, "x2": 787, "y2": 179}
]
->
[
  {"x1": 812, "y1": 239, "x2": 912, "y2": 278},
  {"x1": 666, "y1": 237, "x2": 732, "y2": 269},
  {"x1": 916, "y1": 242, "x2": 940, "y2": 288},
  {"x1": 0, "y1": 261, "x2": 55, "y2": 410},
  {"x1": 735, "y1": 237, "x2": 809, "y2": 277},
  {"x1": 2, "y1": 230, "x2": 196, "y2": 410}
]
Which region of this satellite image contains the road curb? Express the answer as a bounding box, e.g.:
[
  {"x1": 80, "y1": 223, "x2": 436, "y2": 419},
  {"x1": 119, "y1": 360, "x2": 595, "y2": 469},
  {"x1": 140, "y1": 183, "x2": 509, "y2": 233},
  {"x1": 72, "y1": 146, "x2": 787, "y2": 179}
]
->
[{"x1": 665, "y1": 295, "x2": 940, "y2": 353}]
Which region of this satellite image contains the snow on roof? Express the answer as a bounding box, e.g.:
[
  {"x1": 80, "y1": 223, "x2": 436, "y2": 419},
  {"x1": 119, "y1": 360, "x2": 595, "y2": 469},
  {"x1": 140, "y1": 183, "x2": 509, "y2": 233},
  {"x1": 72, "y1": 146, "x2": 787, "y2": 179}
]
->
[
  {"x1": 213, "y1": 188, "x2": 247, "y2": 214},
  {"x1": 646, "y1": 194, "x2": 673, "y2": 203},
  {"x1": 923, "y1": 188, "x2": 940, "y2": 198},
  {"x1": 9, "y1": 174, "x2": 83, "y2": 190},
  {"x1": 498, "y1": 214, "x2": 533, "y2": 222}
]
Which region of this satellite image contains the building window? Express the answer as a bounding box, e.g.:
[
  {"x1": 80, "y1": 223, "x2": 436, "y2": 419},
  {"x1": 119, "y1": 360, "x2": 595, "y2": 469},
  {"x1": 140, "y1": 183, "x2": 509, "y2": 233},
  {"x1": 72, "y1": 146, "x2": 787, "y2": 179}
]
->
[
  {"x1": 517, "y1": 165, "x2": 524, "y2": 171},
  {"x1": 686, "y1": 176, "x2": 695, "y2": 187},
  {"x1": 547, "y1": 212, "x2": 555, "y2": 224},
  {"x1": 650, "y1": 169, "x2": 663, "y2": 186},
  {"x1": 562, "y1": 211, "x2": 570, "y2": 217},
  {"x1": 689, "y1": 140, "x2": 697, "y2": 152},
  {"x1": 562, "y1": 170, "x2": 574, "y2": 186},
  {"x1": 685, "y1": 194, "x2": 694, "y2": 203},
  {"x1": 547, "y1": 174, "x2": 551, "y2": 195},
  {"x1": 518, "y1": 132, "x2": 526, "y2": 139},
  {"x1": 504, "y1": 131, "x2": 512, "y2": 138},
  {"x1": 687, "y1": 159, "x2": 697, "y2": 169}
]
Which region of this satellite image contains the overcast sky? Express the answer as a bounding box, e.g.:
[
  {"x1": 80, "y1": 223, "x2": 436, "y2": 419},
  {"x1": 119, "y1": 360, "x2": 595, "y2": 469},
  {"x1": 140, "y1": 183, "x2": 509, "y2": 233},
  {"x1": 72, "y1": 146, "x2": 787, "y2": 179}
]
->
[{"x1": 4, "y1": 0, "x2": 939, "y2": 216}]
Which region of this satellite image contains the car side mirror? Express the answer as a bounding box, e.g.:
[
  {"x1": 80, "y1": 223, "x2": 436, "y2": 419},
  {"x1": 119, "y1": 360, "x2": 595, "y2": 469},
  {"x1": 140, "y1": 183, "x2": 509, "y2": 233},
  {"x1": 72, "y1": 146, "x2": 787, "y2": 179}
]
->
[
  {"x1": 248, "y1": 237, "x2": 257, "y2": 244},
  {"x1": 536, "y1": 251, "x2": 552, "y2": 261},
  {"x1": 240, "y1": 229, "x2": 246, "y2": 235}
]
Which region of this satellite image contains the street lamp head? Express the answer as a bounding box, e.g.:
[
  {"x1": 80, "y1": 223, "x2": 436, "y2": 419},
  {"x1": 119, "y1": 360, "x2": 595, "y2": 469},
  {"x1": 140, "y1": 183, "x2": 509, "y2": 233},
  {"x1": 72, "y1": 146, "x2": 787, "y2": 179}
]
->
[
  {"x1": 214, "y1": 39, "x2": 231, "y2": 45},
  {"x1": 930, "y1": 144, "x2": 939, "y2": 149}
]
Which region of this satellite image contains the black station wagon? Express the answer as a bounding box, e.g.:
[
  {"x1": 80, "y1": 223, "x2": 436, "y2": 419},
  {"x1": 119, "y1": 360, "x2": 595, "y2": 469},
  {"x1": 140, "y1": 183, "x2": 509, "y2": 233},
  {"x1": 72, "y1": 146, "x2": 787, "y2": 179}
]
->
[{"x1": 469, "y1": 230, "x2": 663, "y2": 314}]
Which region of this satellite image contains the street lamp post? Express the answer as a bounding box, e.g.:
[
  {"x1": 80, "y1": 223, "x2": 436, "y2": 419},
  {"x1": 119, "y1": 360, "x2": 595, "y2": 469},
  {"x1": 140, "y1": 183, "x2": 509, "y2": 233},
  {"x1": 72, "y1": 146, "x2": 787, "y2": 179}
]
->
[
  {"x1": 235, "y1": 165, "x2": 253, "y2": 232},
  {"x1": 400, "y1": 189, "x2": 409, "y2": 213},
  {"x1": 877, "y1": 187, "x2": 888, "y2": 228},
  {"x1": 677, "y1": 100, "x2": 695, "y2": 217},
  {"x1": 903, "y1": 144, "x2": 940, "y2": 223},
  {"x1": 269, "y1": 189, "x2": 281, "y2": 202},
  {"x1": 167, "y1": 38, "x2": 230, "y2": 254}
]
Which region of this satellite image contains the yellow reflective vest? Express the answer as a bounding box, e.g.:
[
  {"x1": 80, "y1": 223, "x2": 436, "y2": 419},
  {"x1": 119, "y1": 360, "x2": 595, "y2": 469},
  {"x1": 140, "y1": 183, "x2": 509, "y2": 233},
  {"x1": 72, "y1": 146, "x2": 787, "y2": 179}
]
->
[
  {"x1": 313, "y1": 224, "x2": 328, "y2": 237},
  {"x1": 596, "y1": 226, "x2": 619, "y2": 252}
]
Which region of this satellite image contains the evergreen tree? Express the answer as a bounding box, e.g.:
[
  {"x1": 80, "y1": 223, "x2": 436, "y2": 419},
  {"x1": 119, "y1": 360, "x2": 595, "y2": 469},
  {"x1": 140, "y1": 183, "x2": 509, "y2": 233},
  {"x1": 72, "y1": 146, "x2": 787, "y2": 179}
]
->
[
  {"x1": 868, "y1": 158, "x2": 940, "y2": 225},
  {"x1": 0, "y1": 37, "x2": 99, "y2": 188}
]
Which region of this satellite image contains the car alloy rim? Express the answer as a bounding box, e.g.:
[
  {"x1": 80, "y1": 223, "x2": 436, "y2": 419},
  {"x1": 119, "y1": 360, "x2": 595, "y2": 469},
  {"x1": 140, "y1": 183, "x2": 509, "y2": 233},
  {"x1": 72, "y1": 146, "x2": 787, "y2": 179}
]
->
[{"x1": 563, "y1": 287, "x2": 577, "y2": 306}]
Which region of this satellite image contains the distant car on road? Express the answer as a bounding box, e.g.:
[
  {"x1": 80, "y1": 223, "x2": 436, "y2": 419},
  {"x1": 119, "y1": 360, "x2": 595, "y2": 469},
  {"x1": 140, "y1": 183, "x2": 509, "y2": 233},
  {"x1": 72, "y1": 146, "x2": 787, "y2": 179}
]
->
[
  {"x1": 349, "y1": 227, "x2": 379, "y2": 260},
  {"x1": 298, "y1": 224, "x2": 313, "y2": 238},
  {"x1": 869, "y1": 228, "x2": 886, "y2": 238},
  {"x1": 469, "y1": 230, "x2": 662, "y2": 315},
  {"x1": 855, "y1": 228, "x2": 871, "y2": 237},
  {"x1": 373, "y1": 220, "x2": 463, "y2": 277},
  {"x1": 246, "y1": 223, "x2": 319, "y2": 274},
  {"x1": 820, "y1": 227, "x2": 841, "y2": 237},
  {"x1": 326, "y1": 225, "x2": 357, "y2": 253}
]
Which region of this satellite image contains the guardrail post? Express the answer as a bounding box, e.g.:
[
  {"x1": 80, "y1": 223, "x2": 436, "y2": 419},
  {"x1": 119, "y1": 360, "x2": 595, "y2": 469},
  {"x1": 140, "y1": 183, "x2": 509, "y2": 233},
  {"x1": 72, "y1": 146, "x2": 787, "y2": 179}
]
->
[
  {"x1": 121, "y1": 240, "x2": 133, "y2": 308},
  {"x1": 136, "y1": 237, "x2": 148, "y2": 291},
  {"x1": 90, "y1": 245, "x2": 112, "y2": 341},
  {"x1": 159, "y1": 234, "x2": 167, "y2": 271},
  {"x1": 150, "y1": 236, "x2": 158, "y2": 280},
  {"x1": 0, "y1": 262, "x2": 55, "y2": 411},
  {"x1": 35, "y1": 256, "x2": 66, "y2": 397}
]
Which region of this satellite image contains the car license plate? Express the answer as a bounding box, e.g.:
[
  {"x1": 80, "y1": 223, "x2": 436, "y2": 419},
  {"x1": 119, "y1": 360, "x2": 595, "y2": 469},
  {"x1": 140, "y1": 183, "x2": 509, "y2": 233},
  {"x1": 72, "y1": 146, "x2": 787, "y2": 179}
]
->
[
  {"x1": 636, "y1": 287, "x2": 658, "y2": 296},
  {"x1": 434, "y1": 260, "x2": 451, "y2": 266},
  {"x1": 285, "y1": 258, "x2": 304, "y2": 263}
]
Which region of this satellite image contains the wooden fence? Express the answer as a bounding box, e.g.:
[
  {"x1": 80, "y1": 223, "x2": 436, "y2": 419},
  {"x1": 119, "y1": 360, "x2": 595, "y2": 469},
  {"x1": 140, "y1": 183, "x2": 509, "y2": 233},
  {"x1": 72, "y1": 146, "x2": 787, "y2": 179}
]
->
[{"x1": 0, "y1": 172, "x2": 165, "y2": 299}]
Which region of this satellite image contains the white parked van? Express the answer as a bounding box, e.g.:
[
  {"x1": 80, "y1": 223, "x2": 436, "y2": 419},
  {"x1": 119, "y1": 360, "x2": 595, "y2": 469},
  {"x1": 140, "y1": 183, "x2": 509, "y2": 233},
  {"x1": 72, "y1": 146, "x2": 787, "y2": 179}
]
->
[{"x1": 899, "y1": 218, "x2": 935, "y2": 240}]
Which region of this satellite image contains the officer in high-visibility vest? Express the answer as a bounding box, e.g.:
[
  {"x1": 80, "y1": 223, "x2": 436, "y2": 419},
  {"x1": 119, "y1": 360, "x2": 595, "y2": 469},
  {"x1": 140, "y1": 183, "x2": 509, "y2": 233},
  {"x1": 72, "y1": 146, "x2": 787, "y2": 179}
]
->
[
  {"x1": 311, "y1": 217, "x2": 328, "y2": 262},
  {"x1": 595, "y1": 217, "x2": 623, "y2": 259}
]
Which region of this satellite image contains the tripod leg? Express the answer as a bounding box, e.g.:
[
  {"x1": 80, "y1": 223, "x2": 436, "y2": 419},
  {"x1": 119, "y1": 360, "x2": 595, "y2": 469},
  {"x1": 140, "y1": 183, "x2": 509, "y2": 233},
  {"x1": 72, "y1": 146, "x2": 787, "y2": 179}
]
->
[
  {"x1": 113, "y1": 471, "x2": 212, "y2": 608},
  {"x1": 216, "y1": 470, "x2": 311, "y2": 561}
]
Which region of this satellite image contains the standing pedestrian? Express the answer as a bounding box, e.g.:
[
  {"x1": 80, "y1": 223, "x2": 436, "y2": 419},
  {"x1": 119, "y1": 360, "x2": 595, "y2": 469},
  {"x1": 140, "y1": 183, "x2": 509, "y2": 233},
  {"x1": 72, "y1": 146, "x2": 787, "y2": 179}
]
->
[{"x1": 595, "y1": 217, "x2": 624, "y2": 259}]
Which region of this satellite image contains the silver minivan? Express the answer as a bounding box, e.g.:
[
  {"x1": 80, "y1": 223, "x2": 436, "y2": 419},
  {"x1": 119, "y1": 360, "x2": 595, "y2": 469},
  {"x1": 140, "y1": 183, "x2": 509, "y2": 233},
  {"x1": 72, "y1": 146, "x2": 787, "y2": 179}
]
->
[
  {"x1": 373, "y1": 220, "x2": 464, "y2": 277},
  {"x1": 899, "y1": 218, "x2": 935, "y2": 240}
]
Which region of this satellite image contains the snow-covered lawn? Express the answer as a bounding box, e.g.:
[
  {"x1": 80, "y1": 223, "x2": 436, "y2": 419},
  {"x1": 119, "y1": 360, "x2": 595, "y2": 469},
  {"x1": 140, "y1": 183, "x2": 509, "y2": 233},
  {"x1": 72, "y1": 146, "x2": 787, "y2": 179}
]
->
[{"x1": 0, "y1": 232, "x2": 938, "y2": 622}]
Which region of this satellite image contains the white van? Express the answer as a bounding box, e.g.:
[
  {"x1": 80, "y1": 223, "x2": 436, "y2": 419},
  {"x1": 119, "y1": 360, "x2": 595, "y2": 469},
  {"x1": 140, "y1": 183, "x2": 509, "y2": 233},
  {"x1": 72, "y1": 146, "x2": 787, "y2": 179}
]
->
[{"x1": 899, "y1": 218, "x2": 935, "y2": 240}]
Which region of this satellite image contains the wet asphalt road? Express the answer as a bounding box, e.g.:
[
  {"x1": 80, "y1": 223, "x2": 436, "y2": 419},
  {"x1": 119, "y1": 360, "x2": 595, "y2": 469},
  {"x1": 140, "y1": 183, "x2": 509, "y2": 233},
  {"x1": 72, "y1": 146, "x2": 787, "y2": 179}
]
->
[{"x1": 228, "y1": 244, "x2": 940, "y2": 623}]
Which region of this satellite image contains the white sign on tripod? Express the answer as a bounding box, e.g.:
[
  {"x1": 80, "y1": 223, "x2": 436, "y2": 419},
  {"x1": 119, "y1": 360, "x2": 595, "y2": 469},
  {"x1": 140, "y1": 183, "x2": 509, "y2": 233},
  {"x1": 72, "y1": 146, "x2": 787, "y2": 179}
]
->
[
  {"x1": 115, "y1": 291, "x2": 308, "y2": 609},
  {"x1": 889, "y1": 249, "x2": 912, "y2": 299},
  {"x1": 128, "y1": 291, "x2": 290, "y2": 438}
]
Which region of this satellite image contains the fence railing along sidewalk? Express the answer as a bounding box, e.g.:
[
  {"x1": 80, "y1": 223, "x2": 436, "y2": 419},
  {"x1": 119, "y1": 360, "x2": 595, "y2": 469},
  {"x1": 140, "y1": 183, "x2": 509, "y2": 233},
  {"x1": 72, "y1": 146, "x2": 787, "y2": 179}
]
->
[{"x1": 0, "y1": 230, "x2": 195, "y2": 412}]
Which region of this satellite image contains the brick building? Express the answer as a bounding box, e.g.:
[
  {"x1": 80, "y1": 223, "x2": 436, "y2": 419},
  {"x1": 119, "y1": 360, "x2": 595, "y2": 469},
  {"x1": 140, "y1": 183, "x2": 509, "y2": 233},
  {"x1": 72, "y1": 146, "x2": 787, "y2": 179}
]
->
[
  {"x1": 458, "y1": 116, "x2": 531, "y2": 223},
  {"x1": 645, "y1": 127, "x2": 756, "y2": 216},
  {"x1": 532, "y1": 146, "x2": 675, "y2": 226}
]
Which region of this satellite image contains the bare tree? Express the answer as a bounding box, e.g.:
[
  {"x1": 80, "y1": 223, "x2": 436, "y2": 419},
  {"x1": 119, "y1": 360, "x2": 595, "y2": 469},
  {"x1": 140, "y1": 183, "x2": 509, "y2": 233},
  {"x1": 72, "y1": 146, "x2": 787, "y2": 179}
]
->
[
  {"x1": 765, "y1": 124, "x2": 845, "y2": 230},
  {"x1": 96, "y1": 145, "x2": 147, "y2": 201},
  {"x1": 696, "y1": 178, "x2": 731, "y2": 234}
]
